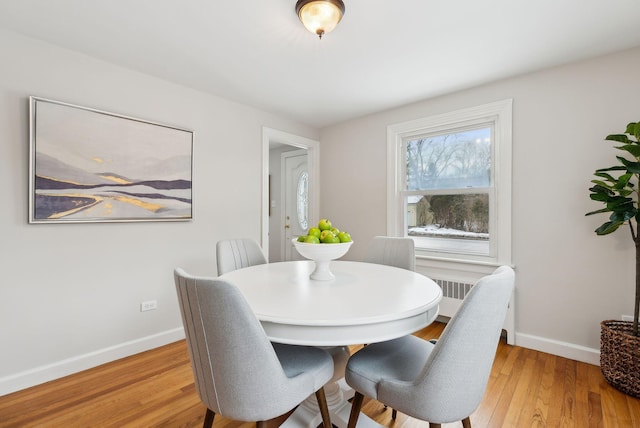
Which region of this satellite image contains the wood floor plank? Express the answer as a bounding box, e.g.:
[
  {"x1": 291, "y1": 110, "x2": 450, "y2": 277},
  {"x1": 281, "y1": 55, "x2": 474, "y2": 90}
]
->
[
  {"x1": 1, "y1": 323, "x2": 639, "y2": 428},
  {"x1": 559, "y1": 359, "x2": 578, "y2": 427},
  {"x1": 544, "y1": 353, "x2": 569, "y2": 426},
  {"x1": 575, "y1": 361, "x2": 593, "y2": 428},
  {"x1": 628, "y1": 394, "x2": 640, "y2": 427},
  {"x1": 612, "y1": 386, "x2": 634, "y2": 427},
  {"x1": 600, "y1": 385, "x2": 621, "y2": 428},
  {"x1": 486, "y1": 347, "x2": 526, "y2": 427},
  {"x1": 588, "y1": 391, "x2": 605, "y2": 428},
  {"x1": 532, "y1": 350, "x2": 558, "y2": 427},
  {"x1": 503, "y1": 354, "x2": 538, "y2": 427},
  {"x1": 513, "y1": 350, "x2": 547, "y2": 427}
]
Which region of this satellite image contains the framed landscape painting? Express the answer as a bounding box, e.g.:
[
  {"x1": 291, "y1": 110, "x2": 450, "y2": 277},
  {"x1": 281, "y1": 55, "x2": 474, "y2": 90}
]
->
[{"x1": 29, "y1": 97, "x2": 193, "y2": 223}]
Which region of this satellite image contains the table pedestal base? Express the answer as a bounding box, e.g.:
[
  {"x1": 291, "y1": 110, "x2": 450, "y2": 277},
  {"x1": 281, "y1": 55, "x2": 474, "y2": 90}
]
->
[{"x1": 280, "y1": 347, "x2": 383, "y2": 428}]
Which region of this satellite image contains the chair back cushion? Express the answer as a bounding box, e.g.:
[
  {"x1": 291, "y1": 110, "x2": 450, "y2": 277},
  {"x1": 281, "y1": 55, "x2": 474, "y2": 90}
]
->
[
  {"x1": 216, "y1": 239, "x2": 267, "y2": 275},
  {"x1": 365, "y1": 236, "x2": 415, "y2": 271}
]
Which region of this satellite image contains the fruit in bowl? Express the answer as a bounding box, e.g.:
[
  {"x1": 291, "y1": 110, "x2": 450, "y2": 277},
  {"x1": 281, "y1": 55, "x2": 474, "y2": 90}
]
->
[
  {"x1": 297, "y1": 219, "x2": 352, "y2": 244},
  {"x1": 294, "y1": 219, "x2": 353, "y2": 280}
]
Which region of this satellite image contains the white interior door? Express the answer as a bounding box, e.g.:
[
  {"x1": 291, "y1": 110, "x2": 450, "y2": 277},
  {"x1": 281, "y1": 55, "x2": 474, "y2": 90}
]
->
[{"x1": 282, "y1": 150, "x2": 308, "y2": 261}]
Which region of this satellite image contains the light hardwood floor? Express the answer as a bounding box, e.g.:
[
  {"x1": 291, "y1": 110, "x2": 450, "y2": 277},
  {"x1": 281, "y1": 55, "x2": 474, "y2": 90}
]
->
[{"x1": 1, "y1": 322, "x2": 639, "y2": 427}]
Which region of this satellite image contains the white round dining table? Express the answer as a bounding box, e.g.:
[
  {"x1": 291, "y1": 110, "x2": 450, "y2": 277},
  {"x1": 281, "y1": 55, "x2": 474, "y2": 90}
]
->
[{"x1": 219, "y1": 260, "x2": 442, "y2": 428}]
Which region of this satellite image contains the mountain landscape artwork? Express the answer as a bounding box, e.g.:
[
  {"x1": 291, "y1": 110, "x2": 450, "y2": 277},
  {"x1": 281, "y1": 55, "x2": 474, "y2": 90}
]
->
[{"x1": 29, "y1": 97, "x2": 193, "y2": 223}]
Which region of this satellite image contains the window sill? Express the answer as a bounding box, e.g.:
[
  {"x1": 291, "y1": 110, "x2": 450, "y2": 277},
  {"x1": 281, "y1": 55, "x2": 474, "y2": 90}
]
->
[{"x1": 415, "y1": 253, "x2": 512, "y2": 281}]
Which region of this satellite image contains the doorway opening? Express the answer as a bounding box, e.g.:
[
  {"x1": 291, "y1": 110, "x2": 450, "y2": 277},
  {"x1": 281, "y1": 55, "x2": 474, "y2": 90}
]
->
[{"x1": 262, "y1": 127, "x2": 319, "y2": 262}]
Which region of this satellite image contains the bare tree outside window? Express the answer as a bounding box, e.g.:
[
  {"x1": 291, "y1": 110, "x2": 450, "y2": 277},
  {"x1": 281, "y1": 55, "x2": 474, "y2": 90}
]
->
[{"x1": 405, "y1": 127, "x2": 491, "y2": 243}]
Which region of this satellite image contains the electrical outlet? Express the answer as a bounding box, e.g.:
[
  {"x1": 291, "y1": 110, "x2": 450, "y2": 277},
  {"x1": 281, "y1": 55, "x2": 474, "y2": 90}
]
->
[
  {"x1": 622, "y1": 314, "x2": 633, "y2": 322},
  {"x1": 140, "y1": 300, "x2": 158, "y2": 312}
]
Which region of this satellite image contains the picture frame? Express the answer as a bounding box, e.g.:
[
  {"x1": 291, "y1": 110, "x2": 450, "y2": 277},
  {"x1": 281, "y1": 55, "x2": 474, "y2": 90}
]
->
[{"x1": 29, "y1": 97, "x2": 194, "y2": 223}]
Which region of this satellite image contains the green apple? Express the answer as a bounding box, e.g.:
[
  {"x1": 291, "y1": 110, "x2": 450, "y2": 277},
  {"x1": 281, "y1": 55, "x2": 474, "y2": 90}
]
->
[
  {"x1": 308, "y1": 227, "x2": 321, "y2": 238},
  {"x1": 297, "y1": 235, "x2": 306, "y2": 242},
  {"x1": 318, "y1": 218, "x2": 332, "y2": 231},
  {"x1": 304, "y1": 235, "x2": 320, "y2": 244},
  {"x1": 325, "y1": 234, "x2": 340, "y2": 244},
  {"x1": 330, "y1": 227, "x2": 340, "y2": 235},
  {"x1": 337, "y1": 231, "x2": 352, "y2": 243},
  {"x1": 320, "y1": 230, "x2": 336, "y2": 243}
]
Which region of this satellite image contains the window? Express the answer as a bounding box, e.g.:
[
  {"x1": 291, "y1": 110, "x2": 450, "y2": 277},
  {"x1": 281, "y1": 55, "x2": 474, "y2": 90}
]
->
[
  {"x1": 387, "y1": 100, "x2": 512, "y2": 266},
  {"x1": 297, "y1": 171, "x2": 309, "y2": 230}
]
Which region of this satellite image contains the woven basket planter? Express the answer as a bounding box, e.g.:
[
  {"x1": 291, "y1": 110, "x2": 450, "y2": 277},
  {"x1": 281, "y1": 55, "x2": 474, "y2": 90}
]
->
[{"x1": 600, "y1": 320, "x2": 640, "y2": 398}]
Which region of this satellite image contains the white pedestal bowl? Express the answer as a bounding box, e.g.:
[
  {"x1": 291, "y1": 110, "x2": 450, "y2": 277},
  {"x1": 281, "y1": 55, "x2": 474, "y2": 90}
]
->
[{"x1": 292, "y1": 239, "x2": 353, "y2": 281}]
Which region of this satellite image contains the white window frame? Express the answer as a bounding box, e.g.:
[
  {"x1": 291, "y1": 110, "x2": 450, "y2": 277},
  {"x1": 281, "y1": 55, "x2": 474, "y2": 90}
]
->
[{"x1": 387, "y1": 99, "x2": 512, "y2": 269}]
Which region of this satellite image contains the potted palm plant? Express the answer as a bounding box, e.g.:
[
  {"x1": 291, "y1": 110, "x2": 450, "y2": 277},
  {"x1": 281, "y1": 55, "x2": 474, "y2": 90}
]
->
[{"x1": 586, "y1": 120, "x2": 640, "y2": 398}]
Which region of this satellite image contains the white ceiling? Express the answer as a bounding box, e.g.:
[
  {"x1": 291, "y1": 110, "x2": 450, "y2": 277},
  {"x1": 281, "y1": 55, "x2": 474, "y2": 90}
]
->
[{"x1": 1, "y1": 0, "x2": 639, "y2": 128}]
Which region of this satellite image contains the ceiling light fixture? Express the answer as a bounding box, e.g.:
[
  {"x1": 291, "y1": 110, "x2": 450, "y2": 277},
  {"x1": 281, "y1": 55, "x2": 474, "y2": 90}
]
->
[{"x1": 295, "y1": 0, "x2": 345, "y2": 39}]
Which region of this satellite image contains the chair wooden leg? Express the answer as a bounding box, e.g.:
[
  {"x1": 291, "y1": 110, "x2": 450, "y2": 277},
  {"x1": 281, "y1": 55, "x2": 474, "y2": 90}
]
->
[
  {"x1": 429, "y1": 424, "x2": 441, "y2": 428},
  {"x1": 203, "y1": 408, "x2": 215, "y2": 428},
  {"x1": 347, "y1": 392, "x2": 364, "y2": 428},
  {"x1": 315, "y1": 387, "x2": 332, "y2": 428},
  {"x1": 462, "y1": 416, "x2": 472, "y2": 428},
  {"x1": 383, "y1": 404, "x2": 398, "y2": 419}
]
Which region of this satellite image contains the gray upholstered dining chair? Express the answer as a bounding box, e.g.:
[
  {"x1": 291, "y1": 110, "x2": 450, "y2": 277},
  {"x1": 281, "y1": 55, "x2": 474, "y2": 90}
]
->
[
  {"x1": 345, "y1": 266, "x2": 515, "y2": 428},
  {"x1": 174, "y1": 268, "x2": 333, "y2": 428},
  {"x1": 364, "y1": 235, "x2": 416, "y2": 417},
  {"x1": 216, "y1": 238, "x2": 267, "y2": 275},
  {"x1": 365, "y1": 236, "x2": 415, "y2": 271}
]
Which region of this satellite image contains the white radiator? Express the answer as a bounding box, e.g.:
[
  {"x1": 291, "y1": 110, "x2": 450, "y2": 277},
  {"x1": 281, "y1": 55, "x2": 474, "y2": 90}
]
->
[{"x1": 434, "y1": 278, "x2": 474, "y2": 300}]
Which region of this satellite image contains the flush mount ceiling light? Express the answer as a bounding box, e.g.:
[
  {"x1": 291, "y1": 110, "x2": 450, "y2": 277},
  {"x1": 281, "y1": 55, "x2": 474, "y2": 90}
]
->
[{"x1": 295, "y1": 0, "x2": 345, "y2": 39}]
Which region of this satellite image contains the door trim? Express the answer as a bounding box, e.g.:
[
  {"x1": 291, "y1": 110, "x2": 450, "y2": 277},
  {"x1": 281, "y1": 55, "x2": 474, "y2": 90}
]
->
[{"x1": 262, "y1": 127, "x2": 320, "y2": 261}]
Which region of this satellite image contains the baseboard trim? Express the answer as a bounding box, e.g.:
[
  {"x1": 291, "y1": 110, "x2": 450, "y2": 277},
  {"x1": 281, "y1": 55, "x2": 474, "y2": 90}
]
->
[
  {"x1": 1, "y1": 328, "x2": 601, "y2": 396},
  {"x1": 0, "y1": 327, "x2": 185, "y2": 397},
  {"x1": 515, "y1": 332, "x2": 600, "y2": 366}
]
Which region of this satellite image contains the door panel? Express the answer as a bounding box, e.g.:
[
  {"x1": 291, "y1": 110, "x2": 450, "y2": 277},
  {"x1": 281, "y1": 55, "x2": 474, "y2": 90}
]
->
[{"x1": 283, "y1": 150, "x2": 308, "y2": 261}]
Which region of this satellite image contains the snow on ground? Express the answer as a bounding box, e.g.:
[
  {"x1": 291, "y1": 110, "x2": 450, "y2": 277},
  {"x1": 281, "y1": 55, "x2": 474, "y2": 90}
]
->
[{"x1": 409, "y1": 225, "x2": 488, "y2": 240}]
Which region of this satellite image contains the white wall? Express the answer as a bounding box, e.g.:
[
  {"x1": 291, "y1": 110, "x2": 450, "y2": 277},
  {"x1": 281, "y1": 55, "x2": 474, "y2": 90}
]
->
[
  {"x1": 320, "y1": 47, "x2": 640, "y2": 364},
  {"x1": 0, "y1": 29, "x2": 318, "y2": 395}
]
